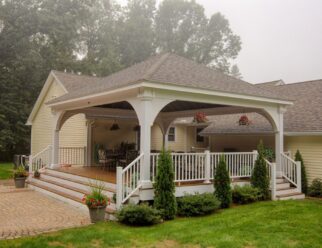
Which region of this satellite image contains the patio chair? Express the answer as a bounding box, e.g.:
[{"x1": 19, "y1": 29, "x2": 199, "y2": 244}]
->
[
  {"x1": 118, "y1": 150, "x2": 138, "y2": 168},
  {"x1": 98, "y1": 149, "x2": 114, "y2": 170}
]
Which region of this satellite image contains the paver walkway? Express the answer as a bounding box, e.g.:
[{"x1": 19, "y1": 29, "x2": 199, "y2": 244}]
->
[{"x1": 0, "y1": 182, "x2": 90, "y2": 240}]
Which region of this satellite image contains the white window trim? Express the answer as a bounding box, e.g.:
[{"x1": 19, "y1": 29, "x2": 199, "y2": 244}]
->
[{"x1": 168, "y1": 126, "x2": 176, "y2": 142}]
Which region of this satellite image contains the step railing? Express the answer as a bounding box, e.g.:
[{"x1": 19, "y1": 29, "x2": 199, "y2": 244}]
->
[
  {"x1": 116, "y1": 153, "x2": 143, "y2": 208},
  {"x1": 151, "y1": 151, "x2": 258, "y2": 183},
  {"x1": 59, "y1": 146, "x2": 86, "y2": 165},
  {"x1": 280, "y1": 153, "x2": 301, "y2": 192},
  {"x1": 29, "y1": 145, "x2": 52, "y2": 173},
  {"x1": 265, "y1": 159, "x2": 276, "y2": 200}
]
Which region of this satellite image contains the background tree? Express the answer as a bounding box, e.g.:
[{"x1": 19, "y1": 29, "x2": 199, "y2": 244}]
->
[
  {"x1": 0, "y1": 0, "x2": 241, "y2": 161},
  {"x1": 230, "y1": 64, "x2": 242, "y2": 79},
  {"x1": 155, "y1": 1, "x2": 241, "y2": 72},
  {"x1": 214, "y1": 155, "x2": 232, "y2": 208},
  {"x1": 295, "y1": 150, "x2": 308, "y2": 194},
  {"x1": 154, "y1": 149, "x2": 177, "y2": 220},
  {"x1": 251, "y1": 141, "x2": 270, "y2": 200}
]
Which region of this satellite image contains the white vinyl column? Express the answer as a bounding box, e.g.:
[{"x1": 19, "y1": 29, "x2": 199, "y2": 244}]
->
[
  {"x1": 129, "y1": 90, "x2": 172, "y2": 188},
  {"x1": 275, "y1": 107, "x2": 285, "y2": 176},
  {"x1": 50, "y1": 110, "x2": 64, "y2": 169}
]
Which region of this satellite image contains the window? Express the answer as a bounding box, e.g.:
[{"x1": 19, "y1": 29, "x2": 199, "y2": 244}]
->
[
  {"x1": 196, "y1": 127, "x2": 204, "y2": 142},
  {"x1": 168, "y1": 127, "x2": 176, "y2": 142}
]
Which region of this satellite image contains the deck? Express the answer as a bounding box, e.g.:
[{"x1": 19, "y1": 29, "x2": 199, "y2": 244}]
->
[{"x1": 53, "y1": 166, "x2": 116, "y2": 184}]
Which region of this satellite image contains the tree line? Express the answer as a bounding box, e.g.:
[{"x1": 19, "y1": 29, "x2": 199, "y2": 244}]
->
[{"x1": 0, "y1": 0, "x2": 241, "y2": 161}]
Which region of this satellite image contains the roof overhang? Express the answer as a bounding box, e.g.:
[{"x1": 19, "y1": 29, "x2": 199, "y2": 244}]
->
[{"x1": 46, "y1": 80, "x2": 293, "y2": 111}]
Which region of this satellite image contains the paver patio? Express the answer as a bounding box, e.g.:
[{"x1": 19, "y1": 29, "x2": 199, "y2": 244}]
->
[{"x1": 0, "y1": 182, "x2": 90, "y2": 240}]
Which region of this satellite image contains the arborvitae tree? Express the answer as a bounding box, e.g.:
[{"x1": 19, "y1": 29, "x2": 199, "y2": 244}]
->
[
  {"x1": 153, "y1": 149, "x2": 177, "y2": 220},
  {"x1": 295, "y1": 150, "x2": 308, "y2": 194},
  {"x1": 251, "y1": 141, "x2": 270, "y2": 200},
  {"x1": 214, "y1": 155, "x2": 232, "y2": 208}
]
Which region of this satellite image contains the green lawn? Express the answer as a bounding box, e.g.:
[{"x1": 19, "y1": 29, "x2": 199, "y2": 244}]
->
[
  {"x1": 1, "y1": 199, "x2": 321, "y2": 248},
  {"x1": 0, "y1": 163, "x2": 14, "y2": 180}
]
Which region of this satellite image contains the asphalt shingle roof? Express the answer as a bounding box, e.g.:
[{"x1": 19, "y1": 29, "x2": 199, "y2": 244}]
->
[
  {"x1": 201, "y1": 79, "x2": 322, "y2": 134},
  {"x1": 48, "y1": 53, "x2": 291, "y2": 105}
]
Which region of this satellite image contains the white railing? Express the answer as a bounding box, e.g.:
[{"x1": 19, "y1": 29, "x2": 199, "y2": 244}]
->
[
  {"x1": 151, "y1": 153, "x2": 206, "y2": 182},
  {"x1": 280, "y1": 153, "x2": 301, "y2": 192},
  {"x1": 59, "y1": 146, "x2": 86, "y2": 165},
  {"x1": 116, "y1": 153, "x2": 143, "y2": 208},
  {"x1": 210, "y1": 151, "x2": 257, "y2": 179},
  {"x1": 265, "y1": 159, "x2": 276, "y2": 200},
  {"x1": 151, "y1": 151, "x2": 258, "y2": 183},
  {"x1": 29, "y1": 145, "x2": 52, "y2": 173}
]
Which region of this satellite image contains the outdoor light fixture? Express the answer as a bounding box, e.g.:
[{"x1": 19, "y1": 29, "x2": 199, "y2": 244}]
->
[
  {"x1": 110, "y1": 121, "x2": 120, "y2": 131},
  {"x1": 133, "y1": 125, "x2": 140, "y2": 131}
]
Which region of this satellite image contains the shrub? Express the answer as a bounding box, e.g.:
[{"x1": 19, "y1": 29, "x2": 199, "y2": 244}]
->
[
  {"x1": 154, "y1": 149, "x2": 177, "y2": 220},
  {"x1": 295, "y1": 150, "x2": 308, "y2": 194},
  {"x1": 263, "y1": 147, "x2": 275, "y2": 162},
  {"x1": 177, "y1": 193, "x2": 220, "y2": 216},
  {"x1": 214, "y1": 155, "x2": 232, "y2": 208},
  {"x1": 117, "y1": 204, "x2": 161, "y2": 226},
  {"x1": 251, "y1": 141, "x2": 270, "y2": 200},
  {"x1": 308, "y1": 179, "x2": 322, "y2": 198},
  {"x1": 232, "y1": 185, "x2": 262, "y2": 204}
]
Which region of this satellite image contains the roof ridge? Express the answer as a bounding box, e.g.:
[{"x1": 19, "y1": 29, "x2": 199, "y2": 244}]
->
[
  {"x1": 51, "y1": 70, "x2": 100, "y2": 79},
  {"x1": 142, "y1": 53, "x2": 171, "y2": 80},
  {"x1": 278, "y1": 78, "x2": 322, "y2": 86}
]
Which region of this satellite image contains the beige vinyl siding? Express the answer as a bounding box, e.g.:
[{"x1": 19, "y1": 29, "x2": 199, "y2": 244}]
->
[
  {"x1": 59, "y1": 114, "x2": 87, "y2": 148},
  {"x1": 210, "y1": 135, "x2": 274, "y2": 152},
  {"x1": 31, "y1": 79, "x2": 87, "y2": 155},
  {"x1": 285, "y1": 136, "x2": 322, "y2": 183},
  {"x1": 151, "y1": 124, "x2": 163, "y2": 151}
]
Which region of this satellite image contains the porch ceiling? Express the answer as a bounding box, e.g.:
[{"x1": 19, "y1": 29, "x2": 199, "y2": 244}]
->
[{"x1": 97, "y1": 100, "x2": 228, "y2": 113}]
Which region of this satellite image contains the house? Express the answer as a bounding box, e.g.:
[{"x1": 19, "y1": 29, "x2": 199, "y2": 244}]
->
[{"x1": 26, "y1": 53, "x2": 303, "y2": 217}]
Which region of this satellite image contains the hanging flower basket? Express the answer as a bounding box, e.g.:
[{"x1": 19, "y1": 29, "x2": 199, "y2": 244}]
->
[
  {"x1": 193, "y1": 112, "x2": 208, "y2": 123},
  {"x1": 238, "y1": 115, "x2": 252, "y2": 126}
]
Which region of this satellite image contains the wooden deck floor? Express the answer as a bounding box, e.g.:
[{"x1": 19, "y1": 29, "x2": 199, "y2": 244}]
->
[{"x1": 54, "y1": 166, "x2": 116, "y2": 184}]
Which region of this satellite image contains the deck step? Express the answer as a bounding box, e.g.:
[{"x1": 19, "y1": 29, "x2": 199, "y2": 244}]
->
[
  {"x1": 276, "y1": 192, "x2": 305, "y2": 200},
  {"x1": 42, "y1": 171, "x2": 116, "y2": 193}
]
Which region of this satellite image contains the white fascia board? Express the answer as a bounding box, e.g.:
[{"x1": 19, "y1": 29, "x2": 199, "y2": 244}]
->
[
  {"x1": 26, "y1": 71, "x2": 69, "y2": 125},
  {"x1": 284, "y1": 132, "x2": 322, "y2": 136},
  {"x1": 141, "y1": 82, "x2": 293, "y2": 106},
  {"x1": 47, "y1": 80, "x2": 293, "y2": 109}
]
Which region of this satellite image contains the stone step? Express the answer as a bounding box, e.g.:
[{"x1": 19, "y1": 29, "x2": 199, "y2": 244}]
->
[
  {"x1": 27, "y1": 180, "x2": 116, "y2": 219},
  {"x1": 276, "y1": 192, "x2": 305, "y2": 200}
]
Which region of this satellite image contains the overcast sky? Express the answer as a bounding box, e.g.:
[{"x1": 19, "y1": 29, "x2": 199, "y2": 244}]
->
[{"x1": 119, "y1": 0, "x2": 322, "y2": 84}]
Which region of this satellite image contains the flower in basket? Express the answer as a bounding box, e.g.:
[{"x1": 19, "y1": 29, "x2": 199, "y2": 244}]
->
[
  {"x1": 82, "y1": 182, "x2": 110, "y2": 209},
  {"x1": 238, "y1": 115, "x2": 252, "y2": 126},
  {"x1": 13, "y1": 165, "x2": 28, "y2": 179},
  {"x1": 193, "y1": 112, "x2": 208, "y2": 123}
]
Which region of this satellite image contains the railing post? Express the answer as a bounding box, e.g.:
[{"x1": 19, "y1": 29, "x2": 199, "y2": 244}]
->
[
  {"x1": 296, "y1": 161, "x2": 302, "y2": 193},
  {"x1": 29, "y1": 155, "x2": 33, "y2": 174},
  {"x1": 252, "y1": 150, "x2": 258, "y2": 165},
  {"x1": 83, "y1": 146, "x2": 87, "y2": 166},
  {"x1": 271, "y1": 162, "x2": 276, "y2": 200},
  {"x1": 204, "y1": 150, "x2": 211, "y2": 183},
  {"x1": 116, "y1": 166, "x2": 123, "y2": 209}
]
